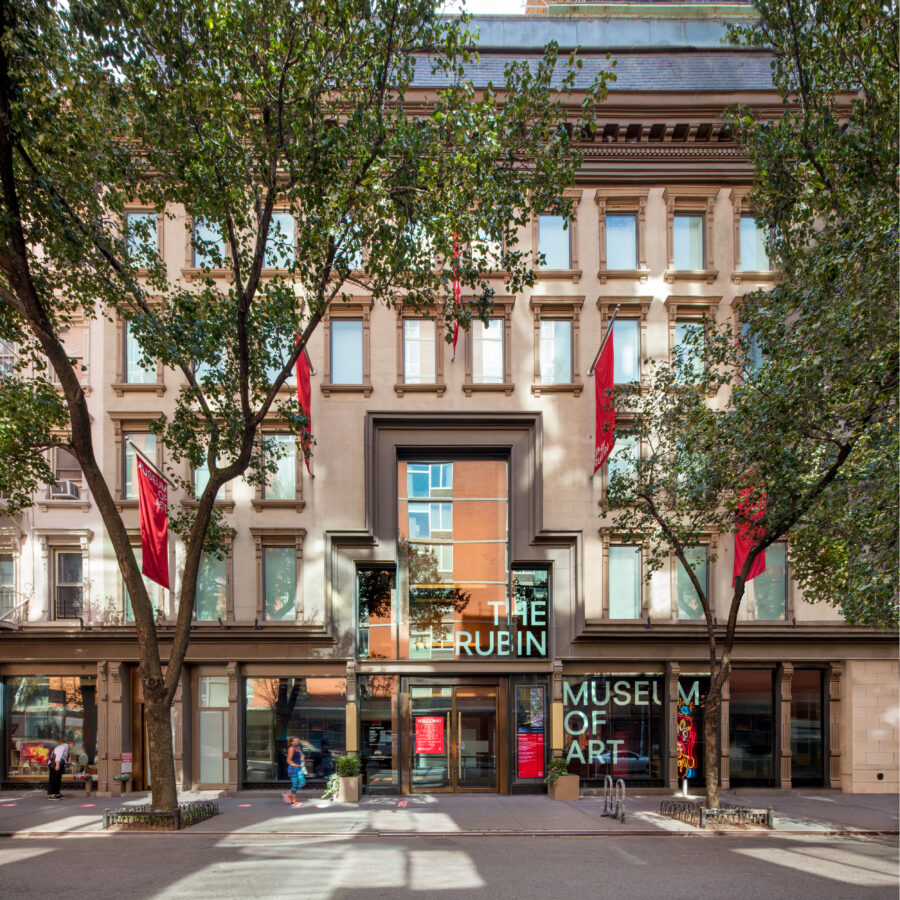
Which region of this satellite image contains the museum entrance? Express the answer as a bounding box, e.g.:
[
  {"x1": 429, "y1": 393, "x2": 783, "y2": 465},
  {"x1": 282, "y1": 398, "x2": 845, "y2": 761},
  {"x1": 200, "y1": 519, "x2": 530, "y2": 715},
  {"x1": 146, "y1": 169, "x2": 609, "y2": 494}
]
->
[{"x1": 405, "y1": 680, "x2": 506, "y2": 793}]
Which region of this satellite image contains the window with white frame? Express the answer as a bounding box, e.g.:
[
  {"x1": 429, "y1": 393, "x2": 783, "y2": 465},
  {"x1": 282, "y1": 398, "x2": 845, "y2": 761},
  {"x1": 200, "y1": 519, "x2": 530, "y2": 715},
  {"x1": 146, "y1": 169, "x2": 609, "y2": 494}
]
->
[
  {"x1": 54, "y1": 550, "x2": 83, "y2": 619},
  {"x1": 607, "y1": 434, "x2": 638, "y2": 485},
  {"x1": 264, "y1": 212, "x2": 296, "y2": 269},
  {"x1": 746, "y1": 542, "x2": 787, "y2": 621},
  {"x1": 402, "y1": 319, "x2": 437, "y2": 384},
  {"x1": 123, "y1": 432, "x2": 157, "y2": 499},
  {"x1": 193, "y1": 218, "x2": 226, "y2": 269},
  {"x1": 51, "y1": 447, "x2": 82, "y2": 494},
  {"x1": 125, "y1": 211, "x2": 158, "y2": 267},
  {"x1": 331, "y1": 319, "x2": 364, "y2": 384},
  {"x1": 263, "y1": 434, "x2": 296, "y2": 500},
  {"x1": 673, "y1": 215, "x2": 705, "y2": 270},
  {"x1": 608, "y1": 544, "x2": 641, "y2": 619},
  {"x1": 407, "y1": 462, "x2": 452, "y2": 499},
  {"x1": 263, "y1": 546, "x2": 296, "y2": 621},
  {"x1": 739, "y1": 216, "x2": 770, "y2": 271},
  {"x1": 408, "y1": 502, "x2": 452, "y2": 539},
  {"x1": 538, "y1": 215, "x2": 570, "y2": 269},
  {"x1": 677, "y1": 546, "x2": 707, "y2": 621},
  {"x1": 472, "y1": 318, "x2": 504, "y2": 384},
  {"x1": 539, "y1": 319, "x2": 573, "y2": 384},
  {"x1": 124, "y1": 321, "x2": 156, "y2": 384},
  {"x1": 606, "y1": 214, "x2": 638, "y2": 270}
]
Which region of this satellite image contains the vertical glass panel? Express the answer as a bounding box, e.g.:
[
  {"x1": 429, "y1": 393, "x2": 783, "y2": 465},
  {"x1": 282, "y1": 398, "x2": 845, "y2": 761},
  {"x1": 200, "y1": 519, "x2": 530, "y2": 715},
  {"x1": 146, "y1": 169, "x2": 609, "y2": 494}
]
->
[
  {"x1": 606, "y1": 214, "x2": 637, "y2": 269},
  {"x1": 0, "y1": 338, "x2": 15, "y2": 376},
  {"x1": 123, "y1": 432, "x2": 157, "y2": 499},
  {"x1": 124, "y1": 546, "x2": 158, "y2": 623},
  {"x1": 608, "y1": 546, "x2": 641, "y2": 619},
  {"x1": 0, "y1": 553, "x2": 13, "y2": 617},
  {"x1": 673, "y1": 214, "x2": 704, "y2": 269},
  {"x1": 56, "y1": 552, "x2": 83, "y2": 619},
  {"x1": 511, "y1": 569, "x2": 549, "y2": 659},
  {"x1": 243, "y1": 677, "x2": 346, "y2": 783},
  {"x1": 264, "y1": 434, "x2": 295, "y2": 500},
  {"x1": 410, "y1": 686, "x2": 451, "y2": 790},
  {"x1": 4, "y1": 676, "x2": 98, "y2": 780},
  {"x1": 265, "y1": 212, "x2": 295, "y2": 268},
  {"x1": 674, "y1": 320, "x2": 704, "y2": 380},
  {"x1": 199, "y1": 709, "x2": 225, "y2": 784},
  {"x1": 538, "y1": 215, "x2": 569, "y2": 269},
  {"x1": 193, "y1": 218, "x2": 226, "y2": 269},
  {"x1": 472, "y1": 318, "x2": 504, "y2": 384},
  {"x1": 791, "y1": 669, "x2": 824, "y2": 784},
  {"x1": 515, "y1": 684, "x2": 546, "y2": 779},
  {"x1": 613, "y1": 319, "x2": 640, "y2": 384},
  {"x1": 53, "y1": 447, "x2": 81, "y2": 485},
  {"x1": 359, "y1": 675, "x2": 399, "y2": 791},
  {"x1": 608, "y1": 435, "x2": 638, "y2": 486},
  {"x1": 742, "y1": 322, "x2": 764, "y2": 372},
  {"x1": 456, "y1": 686, "x2": 497, "y2": 789},
  {"x1": 748, "y1": 542, "x2": 787, "y2": 621},
  {"x1": 264, "y1": 547, "x2": 296, "y2": 621},
  {"x1": 403, "y1": 319, "x2": 436, "y2": 384},
  {"x1": 539, "y1": 319, "x2": 572, "y2": 384},
  {"x1": 125, "y1": 212, "x2": 157, "y2": 267},
  {"x1": 729, "y1": 669, "x2": 774, "y2": 784},
  {"x1": 740, "y1": 215, "x2": 769, "y2": 270},
  {"x1": 677, "y1": 676, "x2": 709, "y2": 784},
  {"x1": 125, "y1": 321, "x2": 156, "y2": 384},
  {"x1": 196, "y1": 554, "x2": 227, "y2": 621},
  {"x1": 357, "y1": 568, "x2": 396, "y2": 660},
  {"x1": 331, "y1": 319, "x2": 364, "y2": 384},
  {"x1": 199, "y1": 676, "x2": 230, "y2": 708},
  {"x1": 677, "y1": 546, "x2": 707, "y2": 620}
]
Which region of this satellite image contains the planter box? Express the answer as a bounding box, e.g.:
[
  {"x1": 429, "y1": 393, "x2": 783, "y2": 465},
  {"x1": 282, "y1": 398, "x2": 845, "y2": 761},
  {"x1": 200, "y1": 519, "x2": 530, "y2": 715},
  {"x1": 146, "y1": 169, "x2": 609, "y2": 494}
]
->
[
  {"x1": 337, "y1": 775, "x2": 362, "y2": 803},
  {"x1": 549, "y1": 774, "x2": 580, "y2": 802}
]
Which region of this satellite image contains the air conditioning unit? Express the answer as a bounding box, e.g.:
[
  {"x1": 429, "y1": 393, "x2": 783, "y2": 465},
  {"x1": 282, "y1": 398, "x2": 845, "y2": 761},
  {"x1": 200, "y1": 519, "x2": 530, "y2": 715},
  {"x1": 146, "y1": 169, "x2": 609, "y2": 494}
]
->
[{"x1": 50, "y1": 480, "x2": 81, "y2": 500}]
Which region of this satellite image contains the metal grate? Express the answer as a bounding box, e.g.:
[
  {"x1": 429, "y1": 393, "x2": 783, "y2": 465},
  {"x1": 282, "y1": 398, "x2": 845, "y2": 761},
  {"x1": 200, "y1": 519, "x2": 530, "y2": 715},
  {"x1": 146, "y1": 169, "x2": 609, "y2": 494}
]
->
[{"x1": 660, "y1": 800, "x2": 773, "y2": 828}]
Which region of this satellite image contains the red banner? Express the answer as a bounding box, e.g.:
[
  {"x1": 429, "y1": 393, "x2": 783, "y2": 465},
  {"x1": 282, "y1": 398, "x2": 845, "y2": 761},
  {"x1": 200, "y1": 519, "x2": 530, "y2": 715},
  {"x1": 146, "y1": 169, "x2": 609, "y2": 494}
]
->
[
  {"x1": 516, "y1": 732, "x2": 544, "y2": 779},
  {"x1": 295, "y1": 341, "x2": 312, "y2": 473},
  {"x1": 733, "y1": 488, "x2": 767, "y2": 586},
  {"x1": 414, "y1": 716, "x2": 445, "y2": 755},
  {"x1": 136, "y1": 455, "x2": 169, "y2": 590},
  {"x1": 593, "y1": 331, "x2": 615, "y2": 473}
]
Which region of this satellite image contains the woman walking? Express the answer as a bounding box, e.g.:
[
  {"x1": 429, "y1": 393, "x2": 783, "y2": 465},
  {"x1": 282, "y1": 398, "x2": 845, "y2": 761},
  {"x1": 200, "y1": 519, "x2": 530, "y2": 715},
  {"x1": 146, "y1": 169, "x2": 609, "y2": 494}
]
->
[{"x1": 283, "y1": 736, "x2": 306, "y2": 807}]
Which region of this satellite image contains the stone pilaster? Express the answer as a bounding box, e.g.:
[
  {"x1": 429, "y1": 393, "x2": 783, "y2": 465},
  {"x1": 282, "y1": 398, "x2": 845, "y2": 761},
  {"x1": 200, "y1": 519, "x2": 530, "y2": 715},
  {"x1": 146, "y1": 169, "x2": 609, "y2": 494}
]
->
[
  {"x1": 778, "y1": 663, "x2": 794, "y2": 789},
  {"x1": 828, "y1": 662, "x2": 843, "y2": 789},
  {"x1": 665, "y1": 661, "x2": 681, "y2": 789}
]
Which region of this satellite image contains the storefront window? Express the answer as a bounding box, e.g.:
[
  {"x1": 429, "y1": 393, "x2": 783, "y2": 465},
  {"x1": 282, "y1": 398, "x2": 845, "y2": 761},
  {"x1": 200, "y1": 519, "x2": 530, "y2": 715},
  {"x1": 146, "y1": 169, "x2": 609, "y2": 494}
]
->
[
  {"x1": 243, "y1": 677, "x2": 345, "y2": 784},
  {"x1": 677, "y1": 676, "x2": 709, "y2": 784},
  {"x1": 791, "y1": 669, "x2": 824, "y2": 785},
  {"x1": 358, "y1": 568, "x2": 397, "y2": 659},
  {"x1": 359, "y1": 675, "x2": 398, "y2": 792},
  {"x1": 562, "y1": 676, "x2": 663, "y2": 783},
  {"x1": 729, "y1": 669, "x2": 774, "y2": 784},
  {"x1": 198, "y1": 676, "x2": 229, "y2": 785},
  {"x1": 4, "y1": 676, "x2": 97, "y2": 780}
]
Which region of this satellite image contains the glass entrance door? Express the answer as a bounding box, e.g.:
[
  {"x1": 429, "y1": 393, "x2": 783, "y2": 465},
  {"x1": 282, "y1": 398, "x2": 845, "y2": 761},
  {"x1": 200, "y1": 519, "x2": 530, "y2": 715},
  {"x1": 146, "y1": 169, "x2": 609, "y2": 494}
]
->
[{"x1": 409, "y1": 684, "x2": 498, "y2": 792}]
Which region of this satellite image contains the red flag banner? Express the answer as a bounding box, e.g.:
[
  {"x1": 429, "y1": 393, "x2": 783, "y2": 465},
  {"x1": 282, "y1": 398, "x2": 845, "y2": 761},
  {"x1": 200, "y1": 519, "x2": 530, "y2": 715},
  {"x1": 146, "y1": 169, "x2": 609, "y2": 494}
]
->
[
  {"x1": 136, "y1": 455, "x2": 169, "y2": 590},
  {"x1": 295, "y1": 340, "x2": 312, "y2": 473},
  {"x1": 593, "y1": 331, "x2": 615, "y2": 474},
  {"x1": 733, "y1": 488, "x2": 767, "y2": 586}
]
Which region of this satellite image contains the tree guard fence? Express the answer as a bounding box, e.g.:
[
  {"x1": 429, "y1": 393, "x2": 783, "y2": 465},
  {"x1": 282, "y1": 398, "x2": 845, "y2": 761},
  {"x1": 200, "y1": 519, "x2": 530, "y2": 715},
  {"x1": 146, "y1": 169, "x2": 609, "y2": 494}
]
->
[{"x1": 103, "y1": 800, "x2": 219, "y2": 831}]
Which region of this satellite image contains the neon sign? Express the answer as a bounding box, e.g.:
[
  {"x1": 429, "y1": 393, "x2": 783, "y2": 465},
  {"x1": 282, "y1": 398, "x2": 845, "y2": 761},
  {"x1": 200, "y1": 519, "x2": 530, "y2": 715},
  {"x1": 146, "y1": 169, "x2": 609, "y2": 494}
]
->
[{"x1": 676, "y1": 701, "x2": 698, "y2": 779}]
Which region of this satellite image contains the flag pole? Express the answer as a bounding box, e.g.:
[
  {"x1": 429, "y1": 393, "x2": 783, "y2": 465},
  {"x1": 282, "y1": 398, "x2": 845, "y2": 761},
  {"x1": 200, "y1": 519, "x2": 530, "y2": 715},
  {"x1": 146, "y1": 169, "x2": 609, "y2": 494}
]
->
[
  {"x1": 588, "y1": 304, "x2": 620, "y2": 376},
  {"x1": 126, "y1": 440, "x2": 178, "y2": 489}
]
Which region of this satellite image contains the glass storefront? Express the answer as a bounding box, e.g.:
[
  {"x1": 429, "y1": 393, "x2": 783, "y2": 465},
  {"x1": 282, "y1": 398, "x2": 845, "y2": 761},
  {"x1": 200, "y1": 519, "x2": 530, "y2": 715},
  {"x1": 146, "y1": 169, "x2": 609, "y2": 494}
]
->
[
  {"x1": 729, "y1": 669, "x2": 775, "y2": 785},
  {"x1": 562, "y1": 676, "x2": 664, "y2": 783},
  {"x1": 791, "y1": 669, "x2": 824, "y2": 785},
  {"x1": 359, "y1": 675, "x2": 398, "y2": 792},
  {"x1": 243, "y1": 677, "x2": 345, "y2": 785},
  {"x1": 3, "y1": 676, "x2": 97, "y2": 780}
]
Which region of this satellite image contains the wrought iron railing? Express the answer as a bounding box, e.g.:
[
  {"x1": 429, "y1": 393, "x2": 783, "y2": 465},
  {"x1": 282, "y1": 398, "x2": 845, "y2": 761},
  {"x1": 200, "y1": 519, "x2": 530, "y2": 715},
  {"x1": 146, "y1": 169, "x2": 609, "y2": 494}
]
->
[
  {"x1": 0, "y1": 591, "x2": 29, "y2": 628},
  {"x1": 660, "y1": 800, "x2": 773, "y2": 828},
  {"x1": 103, "y1": 800, "x2": 219, "y2": 831}
]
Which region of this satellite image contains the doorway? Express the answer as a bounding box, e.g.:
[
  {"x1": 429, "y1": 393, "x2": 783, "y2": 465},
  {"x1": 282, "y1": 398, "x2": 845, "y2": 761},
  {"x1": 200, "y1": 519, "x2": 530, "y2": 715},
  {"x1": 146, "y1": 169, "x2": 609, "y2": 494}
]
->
[{"x1": 407, "y1": 683, "x2": 501, "y2": 792}]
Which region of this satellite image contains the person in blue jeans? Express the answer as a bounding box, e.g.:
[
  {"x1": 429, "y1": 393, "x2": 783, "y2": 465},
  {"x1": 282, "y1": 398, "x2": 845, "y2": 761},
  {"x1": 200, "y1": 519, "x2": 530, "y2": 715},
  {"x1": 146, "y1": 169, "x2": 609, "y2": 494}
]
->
[{"x1": 284, "y1": 736, "x2": 306, "y2": 807}]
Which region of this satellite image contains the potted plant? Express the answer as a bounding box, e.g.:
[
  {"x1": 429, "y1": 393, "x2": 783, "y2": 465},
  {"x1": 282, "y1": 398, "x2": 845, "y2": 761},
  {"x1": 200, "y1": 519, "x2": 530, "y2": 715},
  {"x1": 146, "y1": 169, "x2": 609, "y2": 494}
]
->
[
  {"x1": 335, "y1": 754, "x2": 362, "y2": 802},
  {"x1": 544, "y1": 757, "x2": 579, "y2": 801}
]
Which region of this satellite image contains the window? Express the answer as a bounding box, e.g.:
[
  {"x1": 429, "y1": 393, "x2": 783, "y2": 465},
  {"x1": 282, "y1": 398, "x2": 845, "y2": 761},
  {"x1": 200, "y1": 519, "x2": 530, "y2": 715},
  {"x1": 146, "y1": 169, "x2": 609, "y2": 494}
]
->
[
  {"x1": 123, "y1": 432, "x2": 157, "y2": 500},
  {"x1": 193, "y1": 218, "x2": 226, "y2": 269},
  {"x1": 612, "y1": 319, "x2": 640, "y2": 384},
  {"x1": 673, "y1": 215, "x2": 704, "y2": 270},
  {"x1": 471, "y1": 318, "x2": 504, "y2": 384},
  {"x1": 607, "y1": 435, "x2": 638, "y2": 485},
  {"x1": 608, "y1": 545, "x2": 641, "y2": 619},
  {"x1": 606, "y1": 214, "x2": 637, "y2": 270},
  {"x1": 262, "y1": 434, "x2": 296, "y2": 500},
  {"x1": 677, "y1": 546, "x2": 708, "y2": 620},
  {"x1": 746, "y1": 542, "x2": 787, "y2": 621},
  {"x1": 729, "y1": 668, "x2": 774, "y2": 785},
  {"x1": 55, "y1": 550, "x2": 83, "y2": 619},
  {"x1": 538, "y1": 215, "x2": 570, "y2": 269},
  {"x1": 791, "y1": 669, "x2": 824, "y2": 785},
  {"x1": 123, "y1": 546, "x2": 160, "y2": 623},
  {"x1": 263, "y1": 546, "x2": 296, "y2": 621},
  {"x1": 408, "y1": 502, "x2": 452, "y2": 538},
  {"x1": 407, "y1": 462, "x2": 452, "y2": 498},
  {"x1": 742, "y1": 322, "x2": 764, "y2": 373},
  {"x1": 124, "y1": 321, "x2": 156, "y2": 384},
  {"x1": 0, "y1": 553, "x2": 14, "y2": 616},
  {"x1": 196, "y1": 553, "x2": 227, "y2": 621},
  {"x1": 674, "y1": 320, "x2": 705, "y2": 380},
  {"x1": 51, "y1": 447, "x2": 82, "y2": 491},
  {"x1": 264, "y1": 212, "x2": 295, "y2": 269},
  {"x1": 539, "y1": 320, "x2": 572, "y2": 384},
  {"x1": 51, "y1": 325, "x2": 88, "y2": 385},
  {"x1": 0, "y1": 339, "x2": 15, "y2": 376},
  {"x1": 125, "y1": 211, "x2": 157, "y2": 267},
  {"x1": 402, "y1": 319, "x2": 437, "y2": 384},
  {"x1": 740, "y1": 216, "x2": 770, "y2": 271},
  {"x1": 331, "y1": 319, "x2": 363, "y2": 384}
]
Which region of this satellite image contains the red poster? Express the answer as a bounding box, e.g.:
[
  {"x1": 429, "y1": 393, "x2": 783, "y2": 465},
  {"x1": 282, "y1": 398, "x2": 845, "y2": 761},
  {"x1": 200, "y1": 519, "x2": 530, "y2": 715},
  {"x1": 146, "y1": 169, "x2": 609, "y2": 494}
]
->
[
  {"x1": 415, "y1": 716, "x2": 445, "y2": 754},
  {"x1": 517, "y1": 732, "x2": 544, "y2": 779}
]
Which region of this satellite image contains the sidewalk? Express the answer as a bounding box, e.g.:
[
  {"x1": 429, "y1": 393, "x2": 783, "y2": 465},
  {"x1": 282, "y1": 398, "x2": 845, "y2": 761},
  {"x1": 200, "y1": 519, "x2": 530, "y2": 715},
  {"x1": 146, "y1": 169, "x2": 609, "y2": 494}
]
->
[{"x1": 0, "y1": 788, "x2": 896, "y2": 838}]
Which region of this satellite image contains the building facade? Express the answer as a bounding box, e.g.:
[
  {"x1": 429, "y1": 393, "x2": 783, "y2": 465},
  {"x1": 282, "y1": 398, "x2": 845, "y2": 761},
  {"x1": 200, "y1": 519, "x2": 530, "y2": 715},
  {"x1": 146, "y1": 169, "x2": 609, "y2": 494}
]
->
[{"x1": 1, "y1": 7, "x2": 897, "y2": 797}]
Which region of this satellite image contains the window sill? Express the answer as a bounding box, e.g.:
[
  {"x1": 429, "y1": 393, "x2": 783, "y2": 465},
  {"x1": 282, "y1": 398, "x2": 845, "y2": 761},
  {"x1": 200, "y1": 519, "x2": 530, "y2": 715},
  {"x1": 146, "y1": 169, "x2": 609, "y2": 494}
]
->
[
  {"x1": 731, "y1": 270, "x2": 778, "y2": 285},
  {"x1": 115, "y1": 499, "x2": 139, "y2": 511},
  {"x1": 181, "y1": 499, "x2": 236, "y2": 513},
  {"x1": 52, "y1": 382, "x2": 92, "y2": 396},
  {"x1": 111, "y1": 382, "x2": 165, "y2": 398},
  {"x1": 531, "y1": 382, "x2": 583, "y2": 397},
  {"x1": 394, "y1": 382, "x2": 446, "y2": 397},
  {"x1": 251, "y1": 498, "x2": 305, "y2": 512},
  {"x1": 598, "y1": 268, "x2": 650, "y2": 284},
  {"x1": 536, "y1": 268, "x2": 582, "y2": 283},
  {"x1": 664, "y1": 269, "x2": 718, "y2": 285},
  {"x1": 321, "y1": 382, "x2": 373, "y2": 398},
  {"x1": 37, "y1": 498, "x2": 91, "y2": 513},
  {"x1": 181, "y1": 267, "x2": 233, "y2": 282},
  {"x1": 462, "y1": 382, "x2": 514, "y2": 397}
]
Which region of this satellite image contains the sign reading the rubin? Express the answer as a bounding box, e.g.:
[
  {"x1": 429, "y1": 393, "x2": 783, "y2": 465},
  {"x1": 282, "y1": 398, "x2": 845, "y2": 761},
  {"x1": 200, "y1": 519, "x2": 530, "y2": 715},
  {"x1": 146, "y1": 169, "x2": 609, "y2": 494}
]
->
[{"x1": 454, "y1": 596, "x2": 548, "y2": 658}]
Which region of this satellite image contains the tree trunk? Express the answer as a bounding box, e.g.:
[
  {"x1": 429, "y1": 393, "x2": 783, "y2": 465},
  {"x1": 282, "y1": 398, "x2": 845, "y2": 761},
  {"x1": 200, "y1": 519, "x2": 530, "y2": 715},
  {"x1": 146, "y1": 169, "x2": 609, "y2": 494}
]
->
[
  {"x1": 145, "y1": 690, "x2": 178, "y2": 813},
  {"x1": 703, "y1": 686, "x2": 721, "y2": 809}
]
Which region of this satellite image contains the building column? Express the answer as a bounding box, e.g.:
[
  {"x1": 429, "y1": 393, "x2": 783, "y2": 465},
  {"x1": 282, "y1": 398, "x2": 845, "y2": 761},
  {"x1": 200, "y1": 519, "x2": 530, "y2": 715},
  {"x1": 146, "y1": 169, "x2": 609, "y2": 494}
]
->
[
  {"x1": 665, "y1": 661, "x2": 680, "y2": 789},
  {"x1": 345, "y1": 661, "x2": 358, "y2": 753},
  {"x1": 550, "y1": 660, "x2": 564, "y2": 758},
  {"x1": 105, "y1": 662, "x2": 128, "y2": 795},
  {"x1": 828, "y1": 662, "x2": 843, "y2": 789},
  {"x1": 778, "y1": 662, "x2": 793, "y2": 789},
  {"x1": 96, "y1": 662, "x2": 110, "y2": 794},
  {"x1": 719, "y1": 678, "x2": 730, "y2": 790},
  {"x1": 226, "y1": 662, "x2": 240, "y2": 792}
]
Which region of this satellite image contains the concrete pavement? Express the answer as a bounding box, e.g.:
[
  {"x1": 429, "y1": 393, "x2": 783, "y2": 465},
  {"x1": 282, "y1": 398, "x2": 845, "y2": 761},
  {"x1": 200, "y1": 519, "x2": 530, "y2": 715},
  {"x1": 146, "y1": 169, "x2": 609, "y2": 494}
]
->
[{"x1": 0, "y1": 788, "x2": 896, "y2": 837}]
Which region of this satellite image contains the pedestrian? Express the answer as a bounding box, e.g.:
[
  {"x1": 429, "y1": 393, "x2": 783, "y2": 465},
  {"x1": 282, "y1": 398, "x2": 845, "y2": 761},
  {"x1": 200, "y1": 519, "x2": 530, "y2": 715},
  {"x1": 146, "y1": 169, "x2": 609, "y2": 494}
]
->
[
  {"x1": 283, "y1": 736, "x2": 306, "y2": 808},
  {"x1": 47, "y1": 737, "x2": 73, "y2": 800}
]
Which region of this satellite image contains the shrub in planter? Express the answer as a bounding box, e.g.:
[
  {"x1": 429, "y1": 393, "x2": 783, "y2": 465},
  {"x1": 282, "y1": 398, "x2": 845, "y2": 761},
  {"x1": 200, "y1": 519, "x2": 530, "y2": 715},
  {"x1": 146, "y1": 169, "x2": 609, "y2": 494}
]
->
[
  {"x1": 544, "y1": 758, "x2": 579, "y2": 801},
  {"x1": 324, "y1": 754, "x2": 362, "y2": 802}
]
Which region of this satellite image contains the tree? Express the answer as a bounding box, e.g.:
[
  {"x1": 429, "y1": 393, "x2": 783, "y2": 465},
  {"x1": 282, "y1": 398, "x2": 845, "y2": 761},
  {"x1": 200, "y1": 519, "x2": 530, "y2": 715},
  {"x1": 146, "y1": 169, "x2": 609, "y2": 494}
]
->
[
  {"x1": 0, "y1": 0, "x2": 609, "y2": 810},
  {"x1": 605, "y1": 0, "x2": 897, "y2": 808}
]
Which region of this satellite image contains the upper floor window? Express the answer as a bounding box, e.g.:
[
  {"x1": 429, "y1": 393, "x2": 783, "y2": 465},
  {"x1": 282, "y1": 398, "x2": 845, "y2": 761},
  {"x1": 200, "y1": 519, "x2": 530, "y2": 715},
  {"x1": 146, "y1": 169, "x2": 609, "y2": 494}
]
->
[
  {"x1": 124, "y1": 545, "x2": 161, "y2": 623},
  {"x1": 125, "y1": 321, "x2": 156, "y2": 384},
  {"x1": 402, "y1": 319, "x2": 437, "y2": 384},
  {"x1": 0, "y1": 339, "x2": 14, "y2": 376},
  {"x1": 50, "y1": 447, "x2": 83, "y2": 499},
  {"x1": 677, "y1": 546, "x2": 708, "y2": 621},
  {"x1": 125, "y1": 211, "x2": 158, "y2": 267},
  {"x1": 472, "y1": 318, "x2": 504, "y2": 384},
  {"x1": 123, "y1": 432, "x2": 156, "y2": 500},
  {"x1": 539, "y1": 319, "x2": 572, "y2": 384},
  {"x1": 742, "y1": 322, "x2": 764, "y2": 373},
  {"x1": 607, "y1": 435, "x2": 638, "y2": 485},
  {"x1": 674, "y1": 319, "x2": 705, "y2": 380},
  {"x1": 193, "y1": 218, "x2": 226, "y2": 269},
  {"x1": 606, "y1": 214, "x2": 637, "y2": 270},
  {"x1": 538, "y1": 215, "x2": 570, "y2": 269},
  {"x1": 673, "y1": 215, "x2": 704, "y2": 270},
  {"x1": 264, "y1": 212, "x2": 296, "y2": 269},
  {"x1": 407, "y1": 462, "x2": 452, "y2": 498},
  {"x1": 331, "y1": 319, "x2": 364, "y2": 384},
  {"x1": 740, "y1": 216, "x2": 770, "y2": 271},
  {"x1": 54, "y1": 550, "x2": 83, "y2": 620},
  {"x1": 263, "y1": 434, "x2": 296, "y2": 501},
  {"x1": 51, "y1": 325, "x2": 88, "y2": 386},
  {"x1": 196, "y1": 552, "x2": 227, "y2": 621},
  {"x1": 613, "y1": 319, "x2": 640, "y2": 385},
  {"x1": 608, "y1": 544, "x2": 642, "y2": 620},
  {"x1": 746, "y1": 542, "x2": 787, "y2": 621},
  {"x1": 263, "y1": 545, "x2": 296, "y2": 621},
  {"x1": 0, "y1": 553, "x2": 14, "y2": 616}
]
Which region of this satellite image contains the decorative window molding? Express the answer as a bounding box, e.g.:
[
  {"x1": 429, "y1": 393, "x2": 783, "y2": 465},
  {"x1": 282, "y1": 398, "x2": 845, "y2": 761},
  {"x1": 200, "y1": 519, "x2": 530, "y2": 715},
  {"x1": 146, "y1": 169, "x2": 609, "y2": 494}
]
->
[
  {"x1": 463, "y1": 296, "x2": 515, "y2": 396},
  {"x1": 532, "y1": 190, "x2": 583, "y2": 282},
  {"x1": 729, "y1": 188, "x2": 777, "y2": 284},
  {"x1": 112, "y1": 315, "x2": 166, "y2": 397},
  {"x1": 34, "y1": 529, "x2": 92, "y2": 622},
  {"x1": 594, "y1": 189, "x2": 649, "y2": 283},
  {"x1": 37, "y1": 444, "x2": 91, "y2": 513},
  {"x1": 321, "y1": 297, "x2": 373, "y2": 397},
  {"x1": 252, "y1": 426, "x2": 305, "y2": 511},
  {"x1": 599, "y1": 531, "x2": 648, "y2": 621},
  {"x1": 394, "y1": 306, "x2": 446, "y2": 396},
  {"x1": 249, "y1": 527, "x2": 305, "y2": 624},
  {"x1": 663, "y1": 187, "x2": 719, "y2": 284},
  {"x1": 663, "y1": 295, "x2": 721, "y2": 361},
  {"x1": 108, "y1": 413, "x2": 166, "y2": 509},
  {"x1": 529, "y1": 295, "x2": 584, "y2": 396}
]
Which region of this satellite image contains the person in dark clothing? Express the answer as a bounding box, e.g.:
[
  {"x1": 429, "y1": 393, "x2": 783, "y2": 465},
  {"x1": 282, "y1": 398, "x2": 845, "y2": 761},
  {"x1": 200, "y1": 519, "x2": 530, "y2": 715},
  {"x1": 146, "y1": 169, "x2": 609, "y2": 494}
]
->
[{"x1": 47, "y1": 738, "x2": 73, "y2": 799}]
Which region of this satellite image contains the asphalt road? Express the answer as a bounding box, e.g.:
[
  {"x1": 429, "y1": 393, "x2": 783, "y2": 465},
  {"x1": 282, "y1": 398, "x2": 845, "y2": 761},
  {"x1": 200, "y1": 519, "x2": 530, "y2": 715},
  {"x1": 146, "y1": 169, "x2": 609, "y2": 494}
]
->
[{"x1": 0, "y1": 833, "x2": 897, "y2": 899}]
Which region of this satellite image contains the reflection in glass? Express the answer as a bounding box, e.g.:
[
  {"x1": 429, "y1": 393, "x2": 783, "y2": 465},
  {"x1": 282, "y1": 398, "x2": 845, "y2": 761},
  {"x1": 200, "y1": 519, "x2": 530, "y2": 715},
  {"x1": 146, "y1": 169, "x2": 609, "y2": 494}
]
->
[
  {"x1": 472, "y1": 318, "x2": 504, "y2": 384},
  {"x1": 747, "y1": 542, "x2": 787, "y2": 620},
  {"x1": 410, "y1": 686, "x2": 451, "y2": 790},
  {"x1": 791, "y1": 669, "x2": 824, "y2": 784},
  {"x1": 403, "y1": 319, "x2": 436, "y2": 383},
  {"x1": 613, "y1": 319, "x2": 640, "y2": 384},
  {"x1": 677, "y1": 547, "x2": 707, "y2": 620},
  {"x1": 538, "y1": 215, "x2": 569, "y2": 269},
  {"x1": 125, "y1": 321, "x2": 156, "y2": 384},
  {"x1": 729, "y1": 668, "x2": 774, "y2": 784},
  {"x1": 331, "y1": 319, "x2": 363, "y2": 384},
  {"x1": 608, "y1": 546, "x2": 641, "y2": 619},
  {"x1": 196, "y1": 553, "x2": 227, "y2": 621},
  {"x1": 264, "y1": 547, "x2": 295, "y2": 620},
  {"x1": 673, "y1": 214, "x2": 703, "y2": 269},
  {"x1": 539, "y1": 319, "x2": 572, "y2": 384},
  {"x1": 740, "y1": 215, "x2": 769, "y2": 270},
  {"x1": 264, "y1": 434, "x2": 296, "y2": 500},
  {"x1": 606, "y1": 214, "x2": 637, "y2": 269}
]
